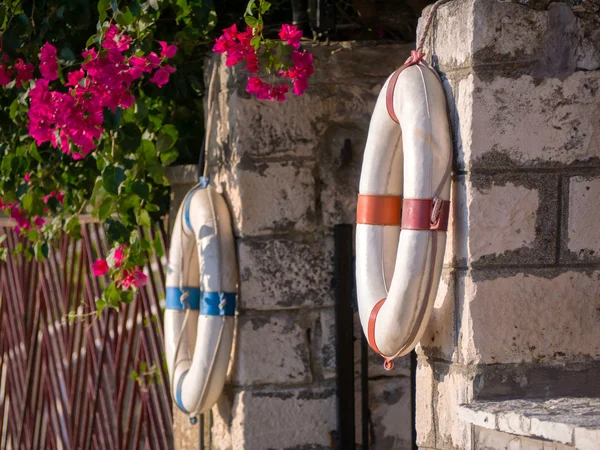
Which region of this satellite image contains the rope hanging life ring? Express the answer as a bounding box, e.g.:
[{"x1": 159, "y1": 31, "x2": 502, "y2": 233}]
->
[
  {"x1": 164, "y1": 182, "x2": 238, "y2": 417},
  {"x1": 355, "y1": 51, "x2": 452, "y2": 370}
]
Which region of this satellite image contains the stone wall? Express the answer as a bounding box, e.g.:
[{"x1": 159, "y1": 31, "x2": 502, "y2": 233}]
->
[
  {"x1": 168, "y1": 42, "x2": 418, "y2": 450},
  {"x1": 416, "y1": 0, "x2": 600, "y2": 449}
]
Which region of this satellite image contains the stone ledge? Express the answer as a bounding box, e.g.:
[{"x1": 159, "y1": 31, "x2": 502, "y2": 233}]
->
[
  {"x1": 165, "y1": 164, "x2": 200, "y2": 185},
  {"x1": 458, "y1": 397, "x2": 600, "y2": 449}
]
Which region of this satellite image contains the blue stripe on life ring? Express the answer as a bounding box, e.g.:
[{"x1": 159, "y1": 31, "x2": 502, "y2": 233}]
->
[
  {"x1": 166, "y1": 287, "x2": 201, "y2": 310},
  {"x1": 175, "y1": 370, "x2": 190, "y2": 413},
  {"x1": 200, "y1": 292, "x2": 236, "y2": 316},
  {"x1": 165, "y1": 288, "x2": 236, "y2": 315},
  {"x1": 183, "y1": 184, "x2": 204, "y2": 233}
]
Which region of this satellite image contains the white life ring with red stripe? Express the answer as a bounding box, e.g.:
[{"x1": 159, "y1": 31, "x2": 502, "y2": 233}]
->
[
  {"x1": 164, "y1": 184, "x2": 238, "y2": 417},
  {"x1": 356, "y1": 51, "x2": 452, "y2": 369}
]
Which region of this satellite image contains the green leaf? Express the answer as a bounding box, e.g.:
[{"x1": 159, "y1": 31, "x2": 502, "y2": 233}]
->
[
  {"x1": 175, "y1": 0, "x2": 191, "y2": 20},
  {"x1": 139, "y1": 140, "x2": 157, "y2": 163},
  {"x1": 106, "y1": 218, "x2": 130, "y2": 243},
  {"x1": 155, "y1": 125, "x2": 178, "y2": 152},
  {"x1": 99, "y1": 197, "x2": 114, "y2": 220},
  {"x1": 22, "y1": 193, "x2": 33, "y2": 212},
  {"x1": 159, "y1": 149, "x2": 178, "y2": 166},
  {"x1": 96, "y1": 299, "x2": 106, "y2": 315},
  {"x1": 115, "y1": 7, "x2": 134, "y2": 26},
  {"x1": 244, "y1": 15, "x2": 258, "y2": 27},
  {"x1": 104, "y1": 281, "x2": 121, "y2": 306},
  {"x1": 0, "y1": 248, "x2": 8, "y2": 262},
  {"x1": 59, "y1": 47, "x2": 76, "y2": 62},
  {"x1": 9, "y1": 99, "x2": 19, "y2": 121},
  {"x1": 102, "y1": 166, "x2": 126, "y2": 195},
  {"x1": 104, "y1": 108, "x2": 122, "y2": 131},
  {"x1": 117, "y1": 123, "x2": 142, "y2": 151},
  {"x1": 97, "y1": 0, "x2": 110, "y2": 22},
  {"x1": 120, "y1": 288, "x2": 134, "y2": 303},
  {"x1": 134, "y1": 99, "x2": 148, "y2": 120},
  {"x1": 245, "y1": 0, "x2": 257, "y2": 15},
  {"x1": 130, "y1": 370, "x2": 139, "y2": 381},
  {"x1": 250, "y1": 35, "x2": 261, "y2": 50},
  {"x1": 28, "y1": 229, "x2": 39, "y2": 241},
  {"x1": 120, "y1": 193, "x2": 142, "y2": 212},
  {"x1": 152, "y1": 234, "x2": 164, "y2": 258},
  {"x1": 64, "y1": 216, "x2": 82, "y2": 239},
  {"x1": 0, "y1": 235, "x2": 7, "y2": 245},
  {"x1": 130, "y1": 1, "x2": 141, "y2": 17},
  {"x1": 260, "y1": 1, "x2": 271, "y2": 14},
  {"x1": 145, "y1": 203, "x2": 160, "y2": 212},
  {"x1": 33, "y1": 241, "x2": 49, "y2": 260},
  {"x1": 110, "y1": 0, "x2": 119, "y2": 13},
  {"x1": 29, "y1": 142, "x2": 43, "y2": 163},
  {"x1": 138, "y1": 209, "x2": 151, "y2": 228},
  {"x1": 131, "y1": 181, "x2": 150, "y2": 200}
]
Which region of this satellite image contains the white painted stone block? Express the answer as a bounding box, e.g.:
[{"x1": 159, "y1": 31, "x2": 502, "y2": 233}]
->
[
  {"x1": 232, "y1": 162, "x2": 316, "y2": 236},
  {"x1": 567, "y1": 176, "x2": 600, "y2": 258},
  {"x1": 232, "y1": 314, "x2": 311, "y2": 386},
  {"x1": 459, "y1": 271, "x2": 600, "y2": 365},
  {"x1": 475, "y1": 426, "x2": 575, "y2": 450},
  {"x1": 434, "y1": 364, "x2": 474, "y2": 450},
  {"x1": 369, "y1": 377, "x2": 412, "y2": 450},
  {"x1": 238, "y1": 237, "x2": 334, "y2": 310},
  {"x1": 470, "y1": 72, "x2": 600, "y2": 169},
  {"x1": 468, "y1": 182, "x2": 539, "y2": 262},
  {"x1": 416, "y1": 360, "x2": 436, "y2": 448},
  {"x1": 229, "y1": 387, "x2": 336, "y2": 450},
  {"x1": 418, "y1": 269, "x2": 456, "y2": 361}
]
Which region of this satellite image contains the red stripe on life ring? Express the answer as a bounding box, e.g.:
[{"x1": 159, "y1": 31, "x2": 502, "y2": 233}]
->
[
  {"x1": 357, "y1": 195, "x2": 402, "y2": 225},
  {"x1": 401, "y1": 198, "x2": 450, "y2": 231}
]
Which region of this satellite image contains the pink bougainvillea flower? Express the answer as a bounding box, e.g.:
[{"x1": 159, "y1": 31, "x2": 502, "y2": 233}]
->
[
  {"x1": 10, "y1": 207, "x2": 31, "y2": 233},
  {"x1": 102, "y1": 24, "x2": 132, "y2": 52},
  {"x1": 158, "y1": 41, "x2": 178, "y2": 59},
  {"x1": 150, "y1": 65, "x2": 176, "y2": 88},
  {"x1": 14, "y1": 58, "x2": 34, "y2": 88},
  {"x1": 24, "y1": 173, "x2": 31, "y2": 182},
  {"x1": 92, "y1": 259, "x2": 109, "y2": 276},
  {"x1": 43, "y1": 191, "x2": 65, "y2": 205},
  {"x1": 114, "y1": 244, "x2": 126, "y2": 267},
  {"x1": 246, "y1": 77, "x2": 288, "y2": 102},
  {"x1": 146, "y1": 52, "x2": 162, "y2": 68},
  {"x1": 0, "y1": 64, "x2": 12, "y2": 85},
  {"x1": 279, "y1": 24, "x2": 303, "y2": 49},
  {"x1": 245, "y1": 52, "x2": 259, "y2": 73},
  {"x1": 246, "y1": 76, "x2": 269, "y2": 99},
  {"x1": 33, "y1": 216, "x2": 45, "y2": 228},
  {"x1": 119, "y1": 271, "x2": 133, "y2": 289},
  {"x1": 132, "y1": 269, "x2": 148, "y2": 288},
  {"x1": 66, "y1": 69, "x2": 85, "y2": 87},
  {"x1": 119, "y1": 268, "x2": 146, "y2": 289},
  {"x1": 270, "y1": 84, "x2": 289, "y2": 102},
  {"x1": 39, "y1": 42, "x2": 59, "y2": 81},
  {"x1": 214, "y1": 24, "x2": 258, "y2": 68},
  {"x1": 213, "y1": 24, "x2": 239, "y2": 54},
  {"x1": 280, "y1": 50, "x2": 314, "y2": 96}
]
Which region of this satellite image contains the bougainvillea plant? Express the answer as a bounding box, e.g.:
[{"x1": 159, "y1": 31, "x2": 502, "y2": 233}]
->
[
  {"x1": 0, "y1": 0, "x2": 217, "y2": 312},
  {"x1": 213, "y1": 0, "x2": 314, "y2": 101},
  {"x1": 0, "y1": 0, "x2": 314, "y2": 314}
]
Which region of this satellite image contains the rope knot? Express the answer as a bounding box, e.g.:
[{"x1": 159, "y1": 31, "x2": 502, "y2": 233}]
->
[{"x1": 405, "y1": 50, "x2": 425, "y2": 66}]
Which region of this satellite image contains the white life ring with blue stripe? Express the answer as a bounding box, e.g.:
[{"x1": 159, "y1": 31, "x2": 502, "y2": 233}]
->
[{"x1": 164, "y1": 184, "x2": 238, "y2": 417}]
